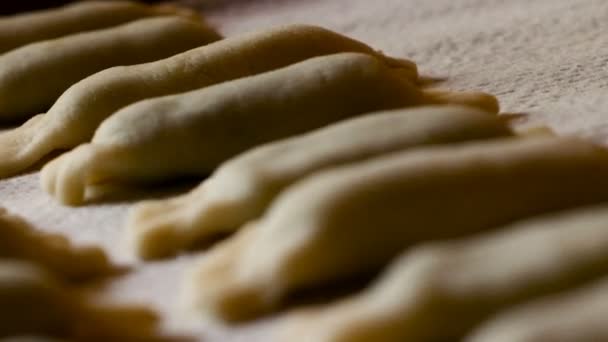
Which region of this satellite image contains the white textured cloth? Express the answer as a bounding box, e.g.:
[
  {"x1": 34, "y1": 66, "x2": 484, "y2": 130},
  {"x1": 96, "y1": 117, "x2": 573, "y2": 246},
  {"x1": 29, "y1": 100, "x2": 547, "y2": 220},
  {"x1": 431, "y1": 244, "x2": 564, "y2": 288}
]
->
[{"x1": 1, "y1": 0, "x2": 607, "y2": 340}]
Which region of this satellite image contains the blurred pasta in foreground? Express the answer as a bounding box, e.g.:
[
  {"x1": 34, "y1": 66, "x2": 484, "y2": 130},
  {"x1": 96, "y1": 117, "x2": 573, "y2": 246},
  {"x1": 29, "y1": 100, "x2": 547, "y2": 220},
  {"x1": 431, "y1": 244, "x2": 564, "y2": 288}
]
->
[{"x1": 1, "y1": 1, "x2": 607, "y2": 341}]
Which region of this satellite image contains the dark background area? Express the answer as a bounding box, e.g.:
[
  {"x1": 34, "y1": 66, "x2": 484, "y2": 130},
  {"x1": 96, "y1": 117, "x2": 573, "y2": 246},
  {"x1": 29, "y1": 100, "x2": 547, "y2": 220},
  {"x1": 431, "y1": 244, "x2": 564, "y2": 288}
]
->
[
  {"x1": 0, "y1": 0, "x2": 162, "y2": 15},
  {"x1": 1, "y1": 0, "x2": 71, "y2": 14}
]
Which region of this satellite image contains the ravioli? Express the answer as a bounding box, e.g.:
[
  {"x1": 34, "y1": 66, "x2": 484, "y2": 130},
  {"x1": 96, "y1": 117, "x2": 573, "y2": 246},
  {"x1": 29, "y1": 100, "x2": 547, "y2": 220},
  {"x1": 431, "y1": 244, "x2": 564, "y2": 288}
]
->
[
  {"x1": 183, "y1": 137, "x2": 608, "y2": 321},
  {"x1": 128, "y1": 104, "x2": 510, "y2": 259}
]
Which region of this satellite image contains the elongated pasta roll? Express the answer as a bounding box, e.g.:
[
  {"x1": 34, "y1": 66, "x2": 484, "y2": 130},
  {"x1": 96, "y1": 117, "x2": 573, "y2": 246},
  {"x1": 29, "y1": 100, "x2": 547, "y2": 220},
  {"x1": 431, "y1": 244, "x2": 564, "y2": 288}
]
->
[
  {"x1": 39, "y1": 52, "x2": 487, "y2": 206},
  {"x1": 0, "y1": 24, "x2": 417, "y2": 178},
  {"x1": 0, "y1": 207, "x2": 114, "y2": 281},
  {"x1": 467, "y1": 276, "x2": 608, "y2": 342},
  {"x1": 0, "y1": 17, "x2": 220, "y2": 122},
  {"x1": 0, "y1": 260, "x2": 160, "y2": 340},
  {"x1": 184, "y1": 136, "x2": 608, "y2": 321},
  {"x1": 41, "y1": 53, "x2": 499, "y2": 206},
  {"x1": 0, "y1": 1, "x2": 196, "y2": 54},
  {"x1": 129, "y1": 105, "x2": 512, "y2": 259},
  {"x1": 279, "y1": 205, "x2": 608, "y2": 342}
]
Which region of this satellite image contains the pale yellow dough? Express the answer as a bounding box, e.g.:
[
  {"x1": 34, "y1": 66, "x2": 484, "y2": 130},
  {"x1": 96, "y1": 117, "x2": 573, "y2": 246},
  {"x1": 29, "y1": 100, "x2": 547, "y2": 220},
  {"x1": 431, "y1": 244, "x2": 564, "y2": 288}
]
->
[
  {"x1": 129, "y1": 105, "x2": 511, "y2": 259},
  {"x1": 0, "y1": 16, "x2": 220, "y2": 122},
  {"x1": 278, "y1": 204, "x2": 608, "y2": 342},
  {"x1": 0, "y1": 1, "x2": 193, "y2": 54},
  {"x1": 467, "y1": 275, "x2": 608, "y2": 342},
  {"x1": 0, "y1": 261, "x2": 74, "y2": 337},
  {"x1": 0, "y1": 209, "x2": 160, "y2": 339},
  {"x1": 41, "y1": 53, "x2": 500, "y2": 207},
  {"x1": 39, "y1": 52, "x2": 493, "y2": 207},
  {"x1": 0, "y1": 207, "x2": 114, "y2": 281},
  {"x1": 0, "y1": 260, "x2": 160, "y2": 340},
  {"x1": 184, "y1": 136, "x2": 608, "y2": 322},
  {"x1": 0, "y1": 24, "x2": 417, "y2": 179}
]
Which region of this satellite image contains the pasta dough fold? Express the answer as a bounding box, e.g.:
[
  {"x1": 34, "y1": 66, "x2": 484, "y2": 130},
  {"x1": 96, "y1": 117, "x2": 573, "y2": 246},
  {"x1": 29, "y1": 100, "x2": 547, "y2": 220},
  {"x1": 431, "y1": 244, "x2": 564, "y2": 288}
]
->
[
  {"x1": 0, "y1": 260, "x2": 161, "y2": 340},
  {"x1": 278, "y1": 205, "x2": 608, "y2": 341},
  {"x1": 0, "y1": 207, "x2": 114, "y2": 281},
  {"x1": 467, "y1": 275, "x2": 608, "y2": 342},
  {"x1": 0, "y1": 24, "x2": 417, "y2": 178},
  {"x1": 128, "y1": 105, "x2": 511, "y2": 259},
  {"x1": 183, "y1": 137, "x2": 608, "y2": 321},
  {"x1": 0, "y1": 209, "x2": 160, "y2": 340},
  {"x1": 0, "y1": 16, "x2": 220, "y2": 121},
  {"x1": 42, "y1": 53, "x2": 495, "y2": 206},
  {"x1": 0, "y1": 1, "x2": 196, "y2": 54}
]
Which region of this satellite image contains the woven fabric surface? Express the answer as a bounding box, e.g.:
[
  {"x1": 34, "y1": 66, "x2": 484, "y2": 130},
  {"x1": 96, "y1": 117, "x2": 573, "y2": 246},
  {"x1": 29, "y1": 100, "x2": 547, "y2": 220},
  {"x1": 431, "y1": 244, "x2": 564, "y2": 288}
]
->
[{"x1": 1, "y1": 0, "x2": 607, "y2": 340}]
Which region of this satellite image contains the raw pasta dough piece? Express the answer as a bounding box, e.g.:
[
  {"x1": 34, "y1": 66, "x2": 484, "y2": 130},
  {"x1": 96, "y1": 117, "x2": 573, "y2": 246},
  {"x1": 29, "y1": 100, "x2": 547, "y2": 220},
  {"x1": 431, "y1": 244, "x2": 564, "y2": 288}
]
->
[
  {"x1": 0, "y1": 261, "x2": 75, "y2": 337},
  {"x1": 0, "y1": 207, "x2": 114, "y2": 281},
  {"x1": 0, "y1": 260, "x2": 160, "y2": 340},
  {"x1": 467, "y1": 276, "x2": 608, "y2": 342},
  {"x1": 184, "y1": 136, "x2": 608, "y2": 322},
  {"x1": 278, "y1": 204, "x2": 608, "y2": 342},
  {"x1": 41, "y1": 53, "x2": 494, "y2": 206},
  {"x1": 0, "y1": 24, "x2": 418, "y2": 178},
  {"x1": 0, "y1": 16, "x2": 220, "y2": 122},
  {"x1": 0, "y1": 0, "x2": 195, "y2": 54},
  {"x1": 129, "y1": 104, "x2": 512, "y2": 259}
]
